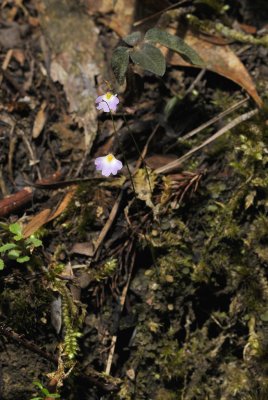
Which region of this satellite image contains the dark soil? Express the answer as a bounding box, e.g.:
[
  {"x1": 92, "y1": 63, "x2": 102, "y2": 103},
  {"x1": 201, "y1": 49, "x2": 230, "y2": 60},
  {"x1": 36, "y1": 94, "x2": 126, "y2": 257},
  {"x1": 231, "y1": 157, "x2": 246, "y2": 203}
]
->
[{"x1": 1, "y1": 1, "x2": 268, "y2": 399}]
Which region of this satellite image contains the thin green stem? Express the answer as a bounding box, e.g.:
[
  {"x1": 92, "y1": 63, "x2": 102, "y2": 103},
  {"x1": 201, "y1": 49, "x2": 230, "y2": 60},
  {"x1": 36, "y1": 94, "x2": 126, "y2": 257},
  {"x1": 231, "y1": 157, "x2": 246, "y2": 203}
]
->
[
  {"x1": 109, "y1": 111, "x2": 136, "y2": 195},
  {"x1": 122, "y1": 113, "x2": 153, "y2": 196}
]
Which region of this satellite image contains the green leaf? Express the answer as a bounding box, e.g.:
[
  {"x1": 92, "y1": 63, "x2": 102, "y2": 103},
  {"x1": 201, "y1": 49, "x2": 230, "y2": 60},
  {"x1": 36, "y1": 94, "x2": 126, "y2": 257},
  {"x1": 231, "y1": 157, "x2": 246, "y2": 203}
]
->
[
  {"x1": 111, "y1": 46, "x2": 129, "y2": 85},
  {"x1": 9, "y1": 222, "x2": 23, "y2": 237},
  {"x1": 130, "y1": 43, "x2": 166, "y2": 76},
  {"x1": 145, "y1": 28, "x2": 204, "y2": 66},
  {"x1": 164, "y1": 96, "x2": 181, "y2": 118},
  {"x1": 0, "y1": 259, "x2": 4, "y2": 270},
  {"x1": 17, "y1": 255, "x2": 30, "y2": 263},
  {"x1": 33, "y1": 381, "x2": 43, "y2": 390},
  {"x1": 0, "y1": 243, "x2": 17, "y2": 252},
  {"x1": 26, "y1": 236, "x2": 42, "y2": 248},
  {"x1": 41, "y1": 388, "x2": 50, "y2": 395},
  {"x1": 7, "y1": 249, "x2": 21, "y2": 259},
  {"x1": 123, "y1": 31, "x2": 142, "y2": 46}
]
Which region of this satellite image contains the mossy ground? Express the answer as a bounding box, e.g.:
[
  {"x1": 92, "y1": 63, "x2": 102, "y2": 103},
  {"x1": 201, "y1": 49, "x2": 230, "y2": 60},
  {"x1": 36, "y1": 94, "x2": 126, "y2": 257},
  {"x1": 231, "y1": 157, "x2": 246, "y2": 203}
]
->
[{"x1": 1, "y1": 1, "x2": 268, "y2": 399}]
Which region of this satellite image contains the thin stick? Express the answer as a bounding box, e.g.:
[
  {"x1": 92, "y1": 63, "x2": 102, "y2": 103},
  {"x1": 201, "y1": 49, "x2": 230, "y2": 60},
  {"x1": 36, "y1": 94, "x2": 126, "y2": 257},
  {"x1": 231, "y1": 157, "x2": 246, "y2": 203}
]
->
[
  {"x1": 93, "y1": 190, "x2": 123, "y2": 260},
  {"x1": 0, "y1": 324, "x2": 57, "y2": 363},
  {"x1": 181, "y1": 96, "x2": 249, "y2": 141},
  {"x1": 135, "y1": 122, "x2": 160, "y2": 170},
  {"x1": 156, "y1": 108, "x2": 258, "y2": 174},
  {"x1": 0, "y1": 324, "x2": 119, "y2": 391},
  {"x1": 184, "y1": 68, "x2": 206, "y2": 97},
  {"x1": 133, "y1": 0, "x2": 188, "y2": 27}
]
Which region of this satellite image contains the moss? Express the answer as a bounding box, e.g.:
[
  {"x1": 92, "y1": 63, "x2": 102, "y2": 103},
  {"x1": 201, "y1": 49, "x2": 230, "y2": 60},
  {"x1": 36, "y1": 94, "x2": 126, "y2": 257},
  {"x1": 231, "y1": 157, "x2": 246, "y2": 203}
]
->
[
  {"x1": 109, "y1": 106, "x2": 268, "y2": 399},
  {"x1": 0, "y1": 280, "x2": 53, "y2": 335}
]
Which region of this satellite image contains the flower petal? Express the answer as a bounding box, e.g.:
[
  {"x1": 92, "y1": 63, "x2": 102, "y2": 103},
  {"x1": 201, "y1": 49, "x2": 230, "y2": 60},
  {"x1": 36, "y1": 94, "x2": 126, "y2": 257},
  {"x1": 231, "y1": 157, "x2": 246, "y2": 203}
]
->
[
  {"x1": 95, "y1": 95, "x2": 104, "y2": 103},
  {"x1": 100, "y1": 101, "x2": 110, "y2": 112},
  {"x1": 113, "y1": 159, "x2": 123, "y2": 170},
  {"x1": 95, "y1": 157, "x2": 104, "y2": 166},
  {"x1": 101, "y1": 167, "x2": 112, "y2": 177},
  {"x1": 95, "y1": 93, "x2": 120, "y2": 113},
  {"x1": 94, "y1": 154, "x2": 123, "y2": 177}
]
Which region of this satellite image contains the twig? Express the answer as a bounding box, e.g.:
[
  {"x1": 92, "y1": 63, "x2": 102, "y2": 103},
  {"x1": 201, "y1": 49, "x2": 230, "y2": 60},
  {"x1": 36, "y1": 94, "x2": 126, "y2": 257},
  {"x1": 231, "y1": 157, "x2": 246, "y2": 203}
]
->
[
  {"x1": 0, "y1": 324, "x2": 119, "y2": 392},
  {"x1": 184, "y1": 68, "x2": 206, "y2": 97},
  {"x1": 181, "y1": 96, "x2": 249, "y2": 141},
  {"x1": 133, "y1": 0, "x2": 188, "y2": 27},
  {"x1": 155, "y1": 108, "x2": 259, "y2": 174},
  {"x1": 0, "y1": 171, "x2": 63, "y2": 217},
  {"x1": 0, "y1": 324, "x2": 57, "y2": 363},
  {"x1": 93, "y1": 189, "x2": 124, "y2": 260},
  {"x1": 0, "y1": 187, "x2": 33, "y2": 217},
  {"x1": 134, "y1": 122, "x2": 160, "y2": 171}
]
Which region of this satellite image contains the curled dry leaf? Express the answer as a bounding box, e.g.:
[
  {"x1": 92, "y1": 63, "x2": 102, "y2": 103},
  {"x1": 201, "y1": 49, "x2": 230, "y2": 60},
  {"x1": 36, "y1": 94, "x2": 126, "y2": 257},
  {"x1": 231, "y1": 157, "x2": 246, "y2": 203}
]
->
[
  {"x1": 133, "y1": 168, "x2": 156, "y2": 210},
  {"x1": 22, "y1": 187, "x2": 76, "y2": 238},
  {"x1": 32, "y1": 100, "x2": 47, "y2": 139},
  {"x1": 164, "y1": 27, "x2": 262, "y2": 107}
]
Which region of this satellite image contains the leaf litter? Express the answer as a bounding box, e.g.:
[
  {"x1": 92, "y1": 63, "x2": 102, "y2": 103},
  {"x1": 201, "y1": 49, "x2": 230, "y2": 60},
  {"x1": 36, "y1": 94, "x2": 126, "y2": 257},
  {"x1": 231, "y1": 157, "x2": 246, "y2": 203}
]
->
[{"x1": 1, "y1": 1, "x2": 268, "y2": 399}]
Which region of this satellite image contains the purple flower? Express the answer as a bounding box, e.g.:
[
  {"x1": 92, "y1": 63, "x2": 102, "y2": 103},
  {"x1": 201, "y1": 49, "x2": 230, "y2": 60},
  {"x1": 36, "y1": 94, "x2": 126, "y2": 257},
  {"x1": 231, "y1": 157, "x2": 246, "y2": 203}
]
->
[
  {"x1": 95, "y1": 92, "x2": 119, "y2": 112},
  {"x1": 95, "y1": 154, "x2": 123, "y2": 177}
]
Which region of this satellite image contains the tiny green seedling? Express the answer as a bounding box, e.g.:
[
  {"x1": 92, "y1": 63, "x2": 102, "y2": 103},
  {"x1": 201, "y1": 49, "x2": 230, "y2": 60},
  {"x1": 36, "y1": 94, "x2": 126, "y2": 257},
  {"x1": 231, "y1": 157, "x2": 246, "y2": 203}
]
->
[
  {"x1": 0, "y1": 222, "x2": 42, "y2": 270},
  {"x1": 30, "y1": 381, "x2": 61, "y2": 400}
]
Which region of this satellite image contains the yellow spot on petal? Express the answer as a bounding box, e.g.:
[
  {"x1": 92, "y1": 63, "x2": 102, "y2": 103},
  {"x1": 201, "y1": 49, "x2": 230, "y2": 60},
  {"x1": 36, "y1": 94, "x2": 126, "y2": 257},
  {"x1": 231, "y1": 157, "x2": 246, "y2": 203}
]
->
[
  {"x1": 106, "y1": 154, "x2": 114, "y2": 162},
  {"x1": 105, "y1": 92, "x2": 112, "y2": 100}
]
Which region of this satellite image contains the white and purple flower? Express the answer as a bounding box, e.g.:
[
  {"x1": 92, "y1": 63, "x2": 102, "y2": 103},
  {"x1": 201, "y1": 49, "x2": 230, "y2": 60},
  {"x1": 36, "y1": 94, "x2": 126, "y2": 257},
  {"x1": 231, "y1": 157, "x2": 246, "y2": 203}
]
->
[
  {"x1": 95, "y1": 154, "x2": 123, "y2": 177},
  {"x1": 95, "y1": 92, "x2": 119, "y2": 112}
]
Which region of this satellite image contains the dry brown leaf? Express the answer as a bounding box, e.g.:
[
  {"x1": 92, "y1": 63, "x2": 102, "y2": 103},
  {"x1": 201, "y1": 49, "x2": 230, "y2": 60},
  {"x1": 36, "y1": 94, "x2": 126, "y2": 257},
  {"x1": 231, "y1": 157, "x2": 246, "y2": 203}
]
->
[
  {"x1": 22, "y1": 187, "x2": 76, "y2": 237},
  {"x1": 145, "y1": 154, "x2": 178, "y2": 170},
  {"x1": 133, "y1": 168, "x2": 156, "y2": 209},
  {"x1": 12, "y1": 49, "x2": 25, "y2": 65},
  {"x1": 39, "y1": 0, "x2": 107, "y2": 151},
  {"x1": 50, "y1": 116, "x2": 86, "y2": 159},
  {"x1": 70, "y1": 242, "x2": 94, "y2": 257},
  {"x1": 32, "y1": 100, "x2": 47, "y2": 138},
  {"x1": 85, "y1": 0, "x2": 114, "y2": 14},
  {"x1": 22, "y1": 208, "x2": 51, "y2": 238},
  {"x1": 0, "y1": 24, "x2": 22, "y2": 49},
  {"x1": 86, "y1": 0, "x2": 136, "y2": 37},
  {"x1": 165, "y1": 27, "x2": 262, "y2": 107}
]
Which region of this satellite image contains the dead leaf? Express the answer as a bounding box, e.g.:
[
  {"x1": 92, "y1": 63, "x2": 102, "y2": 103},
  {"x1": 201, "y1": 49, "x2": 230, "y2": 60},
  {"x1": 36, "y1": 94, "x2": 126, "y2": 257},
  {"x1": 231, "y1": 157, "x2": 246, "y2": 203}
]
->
[
  {"x1": 40, "y1": 0, "x2": 106, "y2": 151},
  {"x1": 86, "y1": 0, "x2": 136, "y2": 37},
  {"x1": 133, "y1": 168, "x2": 156, "y2": 209},
  {"x1": 0, "y1": 24, "x2": 22, "y2": 48},
  {"x1": 12, "y1": 49, "x2": 25, "y2": 65},
  {"x1": 50, "y1": 116, "x2": 86, "y2": 157},
  {"x1": 32, "y1": 100, "x2": 47, "y2": 138},
  {"x1": 70, "y1": 242, "x2": 94, "y2": 257},
  {"x1": 22, "y1": 187, "x2": 76, "y2": 237},
  {"x1": 236, "y1": 22, "x2": 257, "y2": 34},
  {"x1": 85, "y1": 0, "x2": 114, "y2": 14},
  {"x1": 145, "y1": 154, "x2": 177, "y2": 170},
  {"x1": 165, "y1": 27, "x2": 262, "y2": 107},
  {"x1": 28, "y1": 16, "x2": 40, "y2": 27}
]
